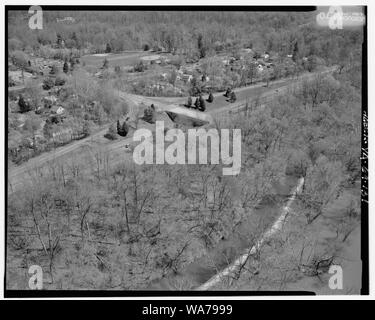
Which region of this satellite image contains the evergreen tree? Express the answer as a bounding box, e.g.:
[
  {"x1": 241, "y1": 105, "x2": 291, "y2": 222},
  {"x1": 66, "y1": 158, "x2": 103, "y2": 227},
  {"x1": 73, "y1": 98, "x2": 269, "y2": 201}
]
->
[
  {"x1": 208, "y1": 92, "x2": 214, "y2": 103},
  {"x1": 121, "y1": 121, "x2": 129, "y2": 137},
  {"x1": 199, "y1": 95, "x2": 206, "y2": 111},
  {"x1": 18, "y1": 95, "x2": 31, "y2": 113},
  {"x1": 143, "y1": 44, "x2": 150, "y2": 51},
  {"x1": 114, "y1": 65, "x2": 121, "y2": 75},
  {"x1": 63, "y1": 61, "x2": 69, "y2": 73},
  {"x1": 143, "y1": 105, "x2": 156, "y2": 123},
  {"x1": 197, "y1": 34, "x2": 206, "y2": 58},
  {"x1": 116, "y1": 120, "x2": 129, "y2": 137},
  {"x1": 224, "y1": 87, "x2": 232, "y2": 97},
  {"x1": 292, "y1": 41, "x2": 299, "y2": 62},
  {"x1": 105, "y1": 43, "x2": 112, "y2": 53},
  {"x1": 194, "y1": 97, "x2": 200, "y2": 109},
  {"x1": 116, "y1": 120, "x2": 121, "y2": 134}
]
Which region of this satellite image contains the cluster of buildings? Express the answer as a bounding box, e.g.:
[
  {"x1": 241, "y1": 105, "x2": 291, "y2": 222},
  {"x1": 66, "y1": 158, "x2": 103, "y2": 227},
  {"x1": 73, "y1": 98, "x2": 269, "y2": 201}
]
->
[{"x1": 29, "y1": 57, "x2": 64, "y2": 76}]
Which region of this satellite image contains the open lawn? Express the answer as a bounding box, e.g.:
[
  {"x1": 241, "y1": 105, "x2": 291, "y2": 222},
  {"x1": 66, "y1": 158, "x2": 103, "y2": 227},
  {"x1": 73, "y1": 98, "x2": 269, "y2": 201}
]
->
[{"x1": 81, "y1": 51, "x2": 151, "y2": 67}]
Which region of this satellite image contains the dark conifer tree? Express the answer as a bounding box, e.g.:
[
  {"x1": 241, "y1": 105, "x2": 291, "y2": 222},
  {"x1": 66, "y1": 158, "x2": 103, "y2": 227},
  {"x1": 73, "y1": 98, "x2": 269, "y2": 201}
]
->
[
  {"x1": 121, "y1": 121, "x2": 129, "y2": 136},
  {"x1": 18, "y1": 95, "x2": 31, "y2": 113},
  {"x1": 199, "y1": 95, "x2": 206, "y2": 111},
  {"x1": 224, "y1": 87, "x2": 232, "y2": 97},
  {"x1": 194, "y1": 97, "x2": 200, "y2": 109},
  {"x1": 117, "y1": 120, "x2": 122, "y2": 133},
  {"x1": 63, "y1": 61, "x2": 69, "y2": 73}
]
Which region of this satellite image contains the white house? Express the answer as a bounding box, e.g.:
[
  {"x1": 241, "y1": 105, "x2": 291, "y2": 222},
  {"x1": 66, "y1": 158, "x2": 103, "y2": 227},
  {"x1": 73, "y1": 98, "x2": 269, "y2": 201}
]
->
[
  {"x1": 181, "y1": 74, "x2": 193, "y2": 82},
  {"x1": 51, "y1": 106, "x2": 65, "y2": 115},
  {"x1": 262, "y1": 53, "x2": 270, "y2": 60},
  {"x1": 241, "y1": 48, "x2": 253, "y2": 54},
  {"x1": 201, "y1": 75, "x2": 210, "y2": 82}
]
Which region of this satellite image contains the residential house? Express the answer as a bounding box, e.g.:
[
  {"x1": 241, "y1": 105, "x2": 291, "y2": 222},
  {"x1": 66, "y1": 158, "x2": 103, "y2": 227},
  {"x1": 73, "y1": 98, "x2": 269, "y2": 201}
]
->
[
  {"x1": 262, "y1": 52, "x2": 270, "y2": 60},
  {"x1": 51, "y1": 105, "x2": 65, "y2": 115},
  {"x1": 181, "y1": 74, "x2": 193, "y2": 83}
]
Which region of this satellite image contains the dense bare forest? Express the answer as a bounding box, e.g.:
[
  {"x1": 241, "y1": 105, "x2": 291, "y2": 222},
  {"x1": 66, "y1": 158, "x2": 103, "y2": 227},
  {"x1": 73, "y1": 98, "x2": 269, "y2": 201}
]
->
[
  {"x1": 7, "y1": 9, "x2": 363, "y2": 292},
  {"x1": 9, "y1": 11, "x2": 362, "y2": 64}
]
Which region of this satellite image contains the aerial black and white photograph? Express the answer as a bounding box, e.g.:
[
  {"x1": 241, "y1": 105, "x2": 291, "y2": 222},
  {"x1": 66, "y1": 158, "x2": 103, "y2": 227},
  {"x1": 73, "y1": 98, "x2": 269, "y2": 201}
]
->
[{"x1": 4, "y1": 4, "x2": 368, "y2": 297}]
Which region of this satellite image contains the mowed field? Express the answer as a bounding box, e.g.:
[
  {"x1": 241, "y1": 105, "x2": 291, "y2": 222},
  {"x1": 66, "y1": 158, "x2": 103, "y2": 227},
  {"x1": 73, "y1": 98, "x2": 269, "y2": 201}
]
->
[{"x1": 81, "y1": 51, "x2": 151, "y2": 67}]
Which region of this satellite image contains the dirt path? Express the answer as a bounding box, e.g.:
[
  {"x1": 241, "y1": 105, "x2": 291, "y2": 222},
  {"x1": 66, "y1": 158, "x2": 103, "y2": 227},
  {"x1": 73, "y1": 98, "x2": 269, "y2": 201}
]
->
[{"x1": 196, "y1": 177, "x2": 304, "y2": 290}]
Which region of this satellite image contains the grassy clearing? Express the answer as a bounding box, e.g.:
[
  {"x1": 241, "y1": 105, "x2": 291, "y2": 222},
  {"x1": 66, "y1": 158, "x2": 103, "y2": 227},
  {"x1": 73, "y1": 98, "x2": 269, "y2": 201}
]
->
[{"x1": 81, "y1": 51, "x2": 150, "y2": 67}]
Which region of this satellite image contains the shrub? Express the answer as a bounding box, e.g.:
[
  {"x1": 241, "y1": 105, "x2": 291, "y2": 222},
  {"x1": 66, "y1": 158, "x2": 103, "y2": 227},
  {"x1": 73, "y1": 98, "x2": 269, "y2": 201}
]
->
[
  {"x1": 104, "y1": 124, "x2": 118, "y2": 140},
  {"x1": 49, "y1": 64, "x2": 59, "y2": 75},
  {"x1": 8, "y1": 76, "x2": 16, "y2": 87},
  {"x1": 169, "y1": 56, "x2": 183, "y2": 69},
  {"x1": 189, "y1": 76, "x2": 203, "y2": 96},
  {"x1": 8, "y1": 38, "x2": 23, "y2": 51},
  {"x1": 55, "y1": 74, "x2": 67, "y2": 86},
  {"x1": 133, "y1": 61, "x2": 146, "y2": 72},
  {"x1": 229, "y1": 91, "x2": 237, "y2": 103},
  {"x1": 43, "y1": 77, "x2": 55, "y2": 90},
  {"x1": 114, "y1": 65, "x2": 122, "y2": 75},
  {"x1": 224, "y1": 87, "x2": 232, "y2": 97},
  {"x1": 11, "y1": 50, "x2": 29, "y2": 69},
  {"x1": 117, "y1": 120, "x2": 129, "y2": 137},
  {"x1": 18, "y1": 95, "x2": 32, "y2": 113},
  {"x1": 104, "y1": 132, "x2": 117, "y2": 140},
  {"x1": 199, "y1": 96, "x2": 206, "y2": 111},
  {"x1": 63, "y1": 61, "x2": 69, "y2": 73},
  {"x1": 194, "y1": 97, "x2": 200, "y2": 109},
  {"x1": 207, "y1": 92, "x2": 214, "y2": 103},
  {"x1": 142, "y1": 105, "x2": 156, "y2": 124}
]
